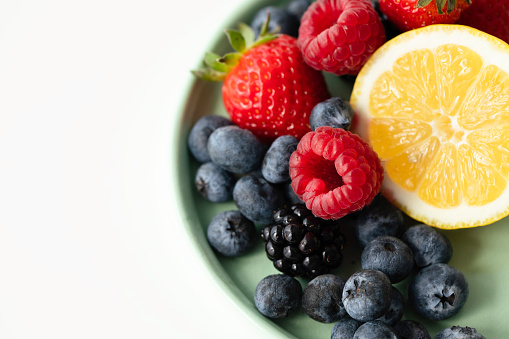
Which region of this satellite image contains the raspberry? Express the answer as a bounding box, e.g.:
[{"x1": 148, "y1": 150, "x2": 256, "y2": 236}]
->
[
  {"x1": 298, "y1": 0, "x2": 386, "y2": 76},
  {"x1": 289, "y1": 126, "x2": 383, "y2": 219}
]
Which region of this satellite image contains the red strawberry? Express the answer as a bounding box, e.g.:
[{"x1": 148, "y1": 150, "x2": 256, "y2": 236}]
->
[
  {"x1": 193, "y1": 19, "x2": 330, "y2": 143},
  {"x1": 298, "y1": 0, "x2": 386, "y2": 76},
  {"x1": 379, "y1": 0, "x2": 472, "y2": 32},
  {"x1": 457, "y1": 0, "x2": 509, "y2": 44}
]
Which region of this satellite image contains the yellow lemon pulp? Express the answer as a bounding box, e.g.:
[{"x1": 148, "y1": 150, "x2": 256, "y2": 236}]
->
[{"x1": 351, "y1": 25, "x2": 509, "y2": 229}]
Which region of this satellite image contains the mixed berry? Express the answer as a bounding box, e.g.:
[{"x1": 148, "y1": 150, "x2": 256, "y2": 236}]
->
[{"x1": 187, "y1": 0, "x2": 493, "y2": 337}]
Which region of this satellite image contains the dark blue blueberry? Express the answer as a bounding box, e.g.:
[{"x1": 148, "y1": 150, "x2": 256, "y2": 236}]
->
[
  {"x1": 187, "y1": 115, "x2": 234, "y2": 163},
  {"x1": 194, "y1": 162, "x2": 235, "y2": 202},
  {"x1": 342, "y1": 269, "x2": 392, "y2": 322},
  {"x1": 353, "y1": 320, "x2": 398, "y2": 339},
  {"x1": 284, "y1": 0, "x2": 311, "y2": 20},
  {"x1": 435, "y1": 326, "x2": 486, "y2": 339},
  {"x1": 354, "y1": 195, "x2": 405, "y2": 247},
  {"x1": 254, "y1": 274, "x2": 302, "y2": 318},
  {"x1": 251, "y1": 6, "x2": 300, "y2": 38},
  {"x1": 207, "y1": 210, "x2": 256, "y2": 257},
  {"x1": 309, "y1": 97, "x2": 355, "y2": 131},
  {"x1": 261, "y1": 135, "x2": 298, "y2": 184},
  {"x1": 302, "y1": 274, "x2": 347, "y2": 323},
  {"x1": 402, "y1": 224, "x2": 453, "y2": 268},
  {"x1": 284, "y1": 181, "x2": 304, "y2": 204},
  {"x1": 331, "y1": 318, "x2": 362, "y2": 339},
  {"x1": 233, "y1": 174, "x2": 285, "y2": 224},
  {"x1": 361, "y1": 235, "x2": 414, "y2": 283},
  {"x1": 377, "y1": 287, "x2": 404, "y2": 326},
  {"x1": 207, "y1": 125, "x2": 265, "y2": 174},
  {"x1": 408, "y1": 263, "x2": 469, "y2": 321},
  {"x1": 393, "y1": 320, "x2": 431, "y2": 339}
]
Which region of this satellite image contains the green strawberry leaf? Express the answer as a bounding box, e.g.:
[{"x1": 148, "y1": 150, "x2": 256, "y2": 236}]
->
[
  {"x1": 446, "y1": 0, "x2": 456, "y2": 13},
  {"x1": 416, "y1": 0, "x2": 433, "y2": 8},
  {"x1": 238, "y1": 22, "x2": 255, "y2": 48},
  {"x1": 204, "y1": 52, "x2": 229, "y2": 73},
  {"x1": 225, "y1": 29, "x2": 246, "y2": 53},
  {"x1": 219, "y1": 53, "x2": 242, "y2": 68},
  {"x1": 191, "y1": 68, "x2": 227, "y2": 82}
]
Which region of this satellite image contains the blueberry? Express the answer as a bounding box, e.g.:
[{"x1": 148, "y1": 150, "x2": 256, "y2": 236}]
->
[
  {"x1": 361, "y1": 235, "x2": 414, "y2": 283},
  {"x1": 302, "y1": 274, "x2": 347, "y2": 323},
  {"x1": 284, "y1": 181, "x2": 304, "y2": 204},
  {"x1": 207, "y1": 210, "x2": 257, "y2": 257},
  {"x1": 207, "y1": 125, "x2": 265, "y2": 174},
  {"x1": 393, "y1": 320, "x2": 431, "y2": 339},
  {"x1": 261, "y1": 135, "x2": 298, "y2": 184},
  {"x1": 353, "y1": 320, "x2": 398, "y2": 339},
  {"x1": 254, "y1": 274, "x2": 302, "y2": 318},
  {"x1": 354, "y1": 195, "x2": 405, "y2": 247},
  {"x1": 284, "y1": 0, "x2": 311, "y2": 20},
  {"x1": 309, "y1": 97, "x2": 355, "y2": 131},
  {"x1": 408, "y1": 263, "x2": 469, "y2": 321},
  {"x1": 434, "y1": 326, "x2": 486, "y2": 339},
  {"x1": 342, "y1": 269, "x2": 392, "y2": 322},
  {"x1": 402, "y1": 224, "x2": 453, "y2": 268},
  {"x1": 331, "y1": 318, "x2": 362, "y2": 339},
  {"x1": 195, "y1": 162, "x2": 235, "y2": 202},
  {"x1": 251, "y1": 6, "x2": 300, "y2": 38},
  {"x1": 233, "y1": 174, "x2": 285, "y2": 224},
  {"x1": 187, "y1": 115, "x2": 234, "y2": 163},
  {"x1": 377, "y1": 287, "x2": 404, "y2": 326}
]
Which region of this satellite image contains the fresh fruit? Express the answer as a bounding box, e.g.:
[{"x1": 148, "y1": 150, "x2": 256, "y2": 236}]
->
[
  {"x1": 378, "y1": 287, "x2": 405, "y2": 326},
  {"x1": 285, "y1": 0, "x2": 312, "y2": 20},
  {"x1": 261, "y1": 135, "x2": 299, "y2": 184},
  {"x1": 402, "y1": 224, "x2": 453, "y2": 268},
  {"x1": 361, "y1": 236, "x2": 414, "y2": 283},
  {"x1": 207, "y1": 125, "x2": 265, "y2": 174},
  {"x1": 298, "y1": 0, "x2": 386, "y2": 75},
  {"x1": 457, "y1": 0, "x2": 509, "y2": 44},
  {"x1": 206, "y1": 210, "x2": 257, "y2": 257},
  {"x1": 261, "y1": 203, "x2": 346, "y2": 278},
  {"x1": 195, "y1": 162, "x2": 236, "y2": 202},
  {"x1": 435, "y1": 326, "x2": 486, "y2": 339},
  {"x1": 233, "y1": 174, "x2": 285, "y2": 224},
  {"x1": 408, "y1": 263, "x2": 469, "y2": 320},
  {"x1": 187, "y1": 115, "x2": 234, "y2": 163},
  {"x1": 353, "y1": 194, "x2": 405, "y2": 247},
  {"x1": 370, "y1": 0, "x2": 403, "y2": 40},
  {"x1": 289, "y1": 126, "x2": 384, "y2": 220},
  {"x1": 193, "y1": 20, "x2": 330, "y2": 143},
  {"x1": 393, "y1": 320, "x2": 431, "y2": 339},
  {"x1": 342, "y1": 269, "x2": 392, "y2": 322},
  {"x1": 309, "y1": 97, "x2": 355, "y2": 131},
  {"x1": 254, "y1": 274, "x2": 302, "y2": 318},
  {"x1": 353, "y1": 320, "x2": 398, "y2": 339},
  {"x1": 379, "y1": 0, "x2": 471, "y2": 32},
  {"x1": 302, "y1": 274, "x2": 347, "y2": 323},
  {"x1": 331, "y1": 318, "x2": 362, "y2": 339},
  {"x1": 250, "y1": 6, "x2": 300, "y2": 38},
  {"x1": 350, "y1": 24, "x2": 509, "y2": 228}
]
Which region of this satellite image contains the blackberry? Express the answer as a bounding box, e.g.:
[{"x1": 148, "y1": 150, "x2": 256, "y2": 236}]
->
[{"x1": 261, "y1": 203, "x2": 345, "y2": 279}]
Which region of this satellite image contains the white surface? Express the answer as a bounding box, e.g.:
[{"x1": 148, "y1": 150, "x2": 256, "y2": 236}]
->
[{"x1": 0, "y1": 1, "x2": 271, "y2": 338}]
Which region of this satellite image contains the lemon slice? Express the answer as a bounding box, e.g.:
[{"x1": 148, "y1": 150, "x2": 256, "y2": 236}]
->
[{"x1": 351, "y1": 25, "x2": 509, "y2": 229}]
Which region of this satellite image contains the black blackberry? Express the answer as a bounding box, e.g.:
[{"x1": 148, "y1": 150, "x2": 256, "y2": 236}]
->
[{"x1": 261, "y1": 203, "x2": 346, "y2": 279}]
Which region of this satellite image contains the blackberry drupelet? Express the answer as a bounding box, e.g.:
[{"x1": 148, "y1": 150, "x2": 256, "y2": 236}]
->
[{"x1": 261, "y1": 203, "x2": 346, "y2": 279}]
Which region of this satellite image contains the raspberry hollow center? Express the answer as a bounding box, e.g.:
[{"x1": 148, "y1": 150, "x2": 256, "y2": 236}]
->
[{"x1": 306, "y1": 153, "x2": 344, "y2": 192}]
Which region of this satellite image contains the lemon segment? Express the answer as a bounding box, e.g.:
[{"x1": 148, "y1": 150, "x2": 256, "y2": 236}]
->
[{"x1": 351, "y1": 25, "x2": 509, "y2": 228}]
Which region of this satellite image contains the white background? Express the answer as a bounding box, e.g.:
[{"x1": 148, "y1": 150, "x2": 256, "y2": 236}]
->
[{"x1": 0, "y1": 0, "x2": 274, "y2": 338}]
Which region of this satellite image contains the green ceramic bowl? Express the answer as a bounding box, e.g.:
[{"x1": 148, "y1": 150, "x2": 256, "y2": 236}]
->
[{"x1": 174, "y1": 1, "x2": 509, "y2": 337}]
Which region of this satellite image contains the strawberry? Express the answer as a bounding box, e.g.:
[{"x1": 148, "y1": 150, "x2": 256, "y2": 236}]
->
[
  {"x1": 457, "y1": 0, "x2": 509, "y2": 44},
  {"x1": 193, "y1": 17, "x2": 330, "y2": 143},
  {"x1": 379, "y1": 0, "x2": 472, "y2": 32}
]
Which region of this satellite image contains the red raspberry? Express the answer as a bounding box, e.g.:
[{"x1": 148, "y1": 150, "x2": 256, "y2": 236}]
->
[
  {"x1": 289, "y1": 126, "x2": 383, "y2": 219},
  {"x1": 298, "y1": 0, "x2": 386, "y2": 76}
]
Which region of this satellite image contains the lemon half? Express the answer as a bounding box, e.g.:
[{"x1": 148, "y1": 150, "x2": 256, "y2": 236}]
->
[{"x1": 351, "y1": 25, "x2": 509, "y2": 229}]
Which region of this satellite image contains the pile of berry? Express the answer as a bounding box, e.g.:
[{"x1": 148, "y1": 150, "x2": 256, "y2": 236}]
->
[{"x1": 186, "y1": 0, "x2": 498, "y2": 337}]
